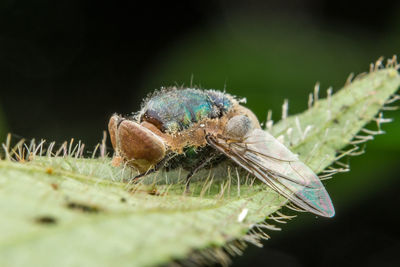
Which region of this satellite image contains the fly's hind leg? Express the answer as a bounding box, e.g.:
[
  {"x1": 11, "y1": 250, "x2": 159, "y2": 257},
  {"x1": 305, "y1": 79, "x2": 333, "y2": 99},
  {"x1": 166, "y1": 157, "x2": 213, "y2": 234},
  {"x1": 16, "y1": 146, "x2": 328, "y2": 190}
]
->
[{"x1": 185, "y1": 150, "x2": 219, "y2": 194}]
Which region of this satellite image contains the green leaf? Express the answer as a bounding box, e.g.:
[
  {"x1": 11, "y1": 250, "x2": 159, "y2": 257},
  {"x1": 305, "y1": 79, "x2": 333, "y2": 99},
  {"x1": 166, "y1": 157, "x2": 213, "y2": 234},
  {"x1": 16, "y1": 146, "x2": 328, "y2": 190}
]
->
[{"x1": 0, "y1": 60, "x2": 399, "y2": 266}]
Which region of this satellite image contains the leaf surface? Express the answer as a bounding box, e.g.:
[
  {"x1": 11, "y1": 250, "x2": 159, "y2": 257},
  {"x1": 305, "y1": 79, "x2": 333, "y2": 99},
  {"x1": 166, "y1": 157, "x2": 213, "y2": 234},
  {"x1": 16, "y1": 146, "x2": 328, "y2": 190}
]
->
[{"x1": 0, "y1": 65, "x2": 399, "y2": 266}]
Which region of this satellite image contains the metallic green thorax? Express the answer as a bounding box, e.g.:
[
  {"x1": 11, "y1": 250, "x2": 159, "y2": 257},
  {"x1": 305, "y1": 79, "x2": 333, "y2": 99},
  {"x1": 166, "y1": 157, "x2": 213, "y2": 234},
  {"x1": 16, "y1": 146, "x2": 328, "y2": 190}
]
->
[{"x1": 140, "y1": 88, "x2": 233, "y2": 133}]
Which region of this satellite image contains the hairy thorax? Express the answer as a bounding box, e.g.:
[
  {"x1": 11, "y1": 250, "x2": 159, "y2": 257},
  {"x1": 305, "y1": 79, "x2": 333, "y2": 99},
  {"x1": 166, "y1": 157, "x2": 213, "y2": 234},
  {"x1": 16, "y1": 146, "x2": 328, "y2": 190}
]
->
[{"x1": 109, "y1": 88, "x2": 260, "y2": 173}]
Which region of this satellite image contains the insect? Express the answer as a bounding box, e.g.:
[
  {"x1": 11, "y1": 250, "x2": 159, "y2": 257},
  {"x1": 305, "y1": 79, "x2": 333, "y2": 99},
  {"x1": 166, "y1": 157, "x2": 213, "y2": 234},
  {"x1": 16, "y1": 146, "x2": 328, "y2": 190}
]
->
[{"x1": 109, "y1": 88, "x2": 335, "y2": 217}]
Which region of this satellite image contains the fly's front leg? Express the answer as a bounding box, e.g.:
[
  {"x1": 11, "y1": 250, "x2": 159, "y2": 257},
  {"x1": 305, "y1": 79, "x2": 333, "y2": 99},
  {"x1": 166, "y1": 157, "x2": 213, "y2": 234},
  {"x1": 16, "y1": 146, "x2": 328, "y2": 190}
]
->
[
  {"x1": 127, "y1": 157, "x2": 168, "y2": 183},
  {"x1": 185, "y1": 150, "x2": 219, "y2": 193}
]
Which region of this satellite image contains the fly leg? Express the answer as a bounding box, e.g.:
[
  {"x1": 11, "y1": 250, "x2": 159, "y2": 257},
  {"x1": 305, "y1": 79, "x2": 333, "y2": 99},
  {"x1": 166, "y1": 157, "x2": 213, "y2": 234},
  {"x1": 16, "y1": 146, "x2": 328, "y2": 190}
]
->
[
  {"x1": 127, "y1": 157, "x2": 168, "y2": 183},
  {"x1": 185, "y1": 150, "x2": 219, "y2": 194}
]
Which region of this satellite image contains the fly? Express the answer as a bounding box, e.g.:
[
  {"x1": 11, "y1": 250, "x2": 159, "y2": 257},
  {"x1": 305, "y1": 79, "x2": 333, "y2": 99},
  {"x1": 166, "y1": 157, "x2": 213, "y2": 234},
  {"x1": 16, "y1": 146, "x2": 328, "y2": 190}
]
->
[{"x1": 108, "y1": 87, "x2": 335, "y2": 217}]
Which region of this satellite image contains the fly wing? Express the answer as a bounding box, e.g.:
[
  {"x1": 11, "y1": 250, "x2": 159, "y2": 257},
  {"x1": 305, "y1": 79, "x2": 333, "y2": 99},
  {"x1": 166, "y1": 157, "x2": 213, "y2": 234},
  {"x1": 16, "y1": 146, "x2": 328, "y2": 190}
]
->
[{"x1": 207, "y1": 129, "x2": 335, "y2": 217}]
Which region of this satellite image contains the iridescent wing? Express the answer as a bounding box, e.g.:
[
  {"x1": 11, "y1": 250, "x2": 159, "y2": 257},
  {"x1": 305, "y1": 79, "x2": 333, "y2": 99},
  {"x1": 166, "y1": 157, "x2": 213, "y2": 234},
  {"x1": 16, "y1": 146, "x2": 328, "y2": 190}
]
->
[{"x1": 206, "y1": 129, "x2": 335, "y2": 217}]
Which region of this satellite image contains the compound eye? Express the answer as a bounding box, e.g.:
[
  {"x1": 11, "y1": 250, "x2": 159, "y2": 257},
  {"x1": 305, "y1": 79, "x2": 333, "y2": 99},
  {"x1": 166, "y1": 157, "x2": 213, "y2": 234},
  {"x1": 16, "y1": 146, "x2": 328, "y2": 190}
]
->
[
  {"x1": 108, "y1": 114, "x2": 120, "y2": 150},
  {"x1": 224, "y1": 115, "x2": 253, "y2": 139},
  {"x1": 117, "y1": 120, "x2": 166, "y2": 173}
]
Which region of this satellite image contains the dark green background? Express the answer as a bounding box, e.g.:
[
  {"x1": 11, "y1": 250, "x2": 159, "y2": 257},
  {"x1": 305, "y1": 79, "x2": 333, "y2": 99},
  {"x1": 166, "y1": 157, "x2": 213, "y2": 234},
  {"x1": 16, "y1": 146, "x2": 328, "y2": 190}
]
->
[{"x1": 0, "y1": 1, "x2": 399, "y2": 266}]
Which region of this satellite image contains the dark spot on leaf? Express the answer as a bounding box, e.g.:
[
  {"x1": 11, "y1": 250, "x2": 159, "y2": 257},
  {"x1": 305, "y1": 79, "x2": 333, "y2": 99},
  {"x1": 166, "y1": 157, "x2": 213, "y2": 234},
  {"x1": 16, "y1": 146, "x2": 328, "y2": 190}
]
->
[
  {"x1": 120, "y1": 197, "x2": 127, "y2": 203},
  {"x1": 67, "y1": 202, "x2": 101, "y2": 213},
  {"x1": 333, "y1": 119, "x2": 339, "y2": 124},
  {"x1": 128, "y1": 186, "x2": 164, "y2": 196},
  {"x1": 341, "y1": 105, "x2": 350, "y2": 111},
  {"x1": 50, "y1": 183, "x2": 59, "y2": 190},
  {"x1": 148, "y1": 188, "x2": 162, "y2": 196},
  {"x1": 35, "y1": 216, "x2": 57, "y2": 225},
  {"x1": 45, "y1": 167, "x2": 53, "y2": 175}
]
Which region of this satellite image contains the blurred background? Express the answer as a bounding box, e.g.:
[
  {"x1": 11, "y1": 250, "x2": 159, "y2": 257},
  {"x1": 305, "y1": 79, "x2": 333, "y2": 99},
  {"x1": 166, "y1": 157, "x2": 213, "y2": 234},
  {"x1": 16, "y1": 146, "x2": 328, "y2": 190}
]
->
[{"x1": 0, "y1": 0, "x2": 400, "y2": 266}]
